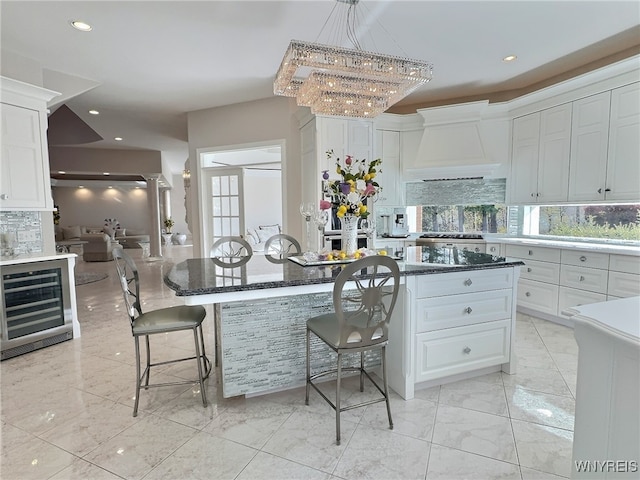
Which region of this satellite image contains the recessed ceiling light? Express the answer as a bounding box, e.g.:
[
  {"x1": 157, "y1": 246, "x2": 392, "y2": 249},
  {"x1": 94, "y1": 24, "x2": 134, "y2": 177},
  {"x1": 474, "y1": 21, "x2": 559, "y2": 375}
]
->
[
  {"x1": 70, "y1": 20, "x2": 92, "y2": 32},
  {"x1": 78, "y1": 185, "x2": 85, "y2": 189},
  {"x1": 58, "y1": 171, "x2": 66, "y2": 174},
  {"x1": 108, "y1": 186, "x2": 113, "y2": 189},
  {"x1": 114, "y1": 137, "x2": 123, "y2": 141},
  {"x1": 103, "y1": 172, "x2": 110, "y2": 175},
  {"x1": 503, "y1": 55, "x2": 517, "y2": 62},
  {"x1": 89, "y1": 109, "x2": 100, "y2": 115}
]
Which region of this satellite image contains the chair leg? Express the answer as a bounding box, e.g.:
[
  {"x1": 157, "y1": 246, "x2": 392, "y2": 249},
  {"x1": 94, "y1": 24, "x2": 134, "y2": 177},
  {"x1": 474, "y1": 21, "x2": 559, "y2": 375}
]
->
[
  {"x1": 336, "y1": 352, "x2": 342, "y2": 445},
  {"x1": 382, "y1": 345, "x2": 393, "y2": 430},
  {"x1": 305, "y1": 328, "x2": 311, "y2": 405},
  {"x1": 144, "y1": 335, "x2": 151, "y2": 386},
  {"x1": 193, "y1": 327, "x2": 207, "y2": 407},
  {"x1": 133, "y1": 336, "x2": 142, "y2": 417},
  {"x1": 197, "y1": 324, "x2": 211, "y2": 379},
  {"x1": 360, "y1": 351, "x2": 365, "y2": 392}
]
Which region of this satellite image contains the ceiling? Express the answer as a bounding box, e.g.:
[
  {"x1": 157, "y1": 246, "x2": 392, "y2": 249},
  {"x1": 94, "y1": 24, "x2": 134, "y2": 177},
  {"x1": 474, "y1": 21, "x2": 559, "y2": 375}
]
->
[{"x1": 2, "y1": 1, "x2": 639, "y2": 177}]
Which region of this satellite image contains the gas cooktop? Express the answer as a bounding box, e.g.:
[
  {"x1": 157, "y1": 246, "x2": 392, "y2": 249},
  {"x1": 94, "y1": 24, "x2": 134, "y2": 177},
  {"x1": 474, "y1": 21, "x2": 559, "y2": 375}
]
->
[{"x1": 418, "y1": 233, "x2": 484, "y2": 240}]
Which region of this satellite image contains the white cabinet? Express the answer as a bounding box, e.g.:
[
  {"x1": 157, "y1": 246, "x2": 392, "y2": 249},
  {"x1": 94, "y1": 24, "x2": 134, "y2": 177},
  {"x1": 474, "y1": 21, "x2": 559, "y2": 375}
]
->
[
  {"x1": 409, "y1": 267, "x2": 517, "y2": 388},
  {"x1": 374, "y1": 129, "x2": 402, "y2": 206},
  {"x1": 317, "y1": 116, "x2": 373, "y2": 181},
  {"x1": 605, "y1": 82, "x2": 640, "y2": 201},
  {"x1": 0, "y1": 77, "x2": 58, "y2": 211},
  {"x1": 568, "y1": 91, "x2": 612, "y2": 202},
  {"x1": 510, "y1": 104, "x2": 572, "y2": 204},
  {"x1": 608, "y1": 254, "x2": 640, "y2": 299}
]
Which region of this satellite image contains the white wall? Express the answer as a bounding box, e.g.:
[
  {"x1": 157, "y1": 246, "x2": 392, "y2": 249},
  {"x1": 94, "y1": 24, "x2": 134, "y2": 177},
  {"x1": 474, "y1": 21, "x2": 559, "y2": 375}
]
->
[
  {"x1": 243, "y1": 169, "x2": 282, "y2": 230},
  {"x1": 187, "y1": 96, "x2": 303, "y2": 256},
  {"x1": 52, "y1": 186, "x2": 151, "y2": 234}
]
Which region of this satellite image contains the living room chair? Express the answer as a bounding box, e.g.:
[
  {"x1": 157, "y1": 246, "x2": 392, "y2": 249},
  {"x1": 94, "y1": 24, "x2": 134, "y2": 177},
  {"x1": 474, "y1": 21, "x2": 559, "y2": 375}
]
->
[
  {"x1": 264, "y1": 234, "x2": 301, "y2": 263},
  {"x1": 113, "y1": 248, "x2": 212, "y2": 416},
  {"x1": 305, "y1": 254, "x2": 400, "y2": 445}
]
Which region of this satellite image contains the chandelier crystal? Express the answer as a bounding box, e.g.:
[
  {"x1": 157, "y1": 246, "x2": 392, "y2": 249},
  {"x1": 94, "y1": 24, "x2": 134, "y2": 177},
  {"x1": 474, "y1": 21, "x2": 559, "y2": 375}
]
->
[{"x1": 273, "y1": 4, "x2": 433, "y2": 118}]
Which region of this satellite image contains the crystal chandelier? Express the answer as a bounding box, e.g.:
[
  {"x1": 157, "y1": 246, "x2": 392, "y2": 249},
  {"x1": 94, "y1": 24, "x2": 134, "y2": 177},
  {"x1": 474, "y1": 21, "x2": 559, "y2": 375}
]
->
[{"x1": 273, "y1": 0, "x2": 433, "y2": 118}]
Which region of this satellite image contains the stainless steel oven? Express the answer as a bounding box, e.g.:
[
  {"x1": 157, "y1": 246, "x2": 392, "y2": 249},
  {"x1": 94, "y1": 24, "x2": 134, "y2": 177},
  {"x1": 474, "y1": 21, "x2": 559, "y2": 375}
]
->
[
  {"x1": 1, "y1": 259, "x2": 73, "y2": 360},
  {"x1": 415, "y1": 233, "x2": 486, "y2": 253}
]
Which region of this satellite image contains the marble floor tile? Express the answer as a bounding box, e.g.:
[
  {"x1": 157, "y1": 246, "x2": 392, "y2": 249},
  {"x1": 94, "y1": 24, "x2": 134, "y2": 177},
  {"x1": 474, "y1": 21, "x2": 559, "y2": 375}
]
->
[
  {"x1": 333, "y1": 423, "x2": 430, "y2": 480},
  {"x1": 144, "y1": 431, "x2": 257, "y2": 480},
  {"x1": 432, "y1": 404, "x2": 518, "y2": 464},
  {"x1": 360, "y1": 394, "x2": 437, "y2": 441},
  {"x1": 413, "y1": 385, "x2": 441, "y2": 403},
  {"x1": 515, "y1": 346, "x2": 557, "y2": 370},
  {"x1": 520, "y1": 466, "x2": 568, "y2": 479},
  {"x1": 438, "y1": 378, "x2": 509, "y2": 416},
  {"x1": 83, "y1": 414, "x2": 197, "y2": 480},
  {"x1": 501, "y1": 365, "x2": 573, "y2": 398},
  {"x1": 236, "y1": 451, "x2": 331, "y2": 480},
  {"x1": 511, "y1": 419, "x2": 573, "y2": 478},
  {"x1": 48, "y1": 457, "x2": 125, "y2": 480},
  {"x1": 505, "y1": 386, "x2": 575, "y2": 431},
  {"x1": 1, "y1": 435, "x2": 76, "y2": 480},
  {"x1": 426, "y1": 444, "x2": 522, "y2": 479}
]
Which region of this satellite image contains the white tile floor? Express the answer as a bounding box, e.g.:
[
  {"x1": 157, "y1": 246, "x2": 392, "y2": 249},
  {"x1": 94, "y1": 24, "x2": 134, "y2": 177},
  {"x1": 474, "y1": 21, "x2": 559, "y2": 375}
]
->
[{"x1": 1, "y1": 246, "x2": 577, "y2": 479}]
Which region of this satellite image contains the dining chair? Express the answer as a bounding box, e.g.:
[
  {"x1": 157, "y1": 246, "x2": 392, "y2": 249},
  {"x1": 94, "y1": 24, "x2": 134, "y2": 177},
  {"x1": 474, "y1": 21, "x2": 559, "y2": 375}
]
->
[
  {"x1": 305, "y1": 254, "x2": 400, "y2": 445},
  {"x1": 113, "y1": 248, "x2": 211, "y2": 416},
  {"x1": 264, "y1": 234, "x2": 301, "y2": 263},
  {"x1": 210, "y1": 236, "x2": 253, "y2": 266}
]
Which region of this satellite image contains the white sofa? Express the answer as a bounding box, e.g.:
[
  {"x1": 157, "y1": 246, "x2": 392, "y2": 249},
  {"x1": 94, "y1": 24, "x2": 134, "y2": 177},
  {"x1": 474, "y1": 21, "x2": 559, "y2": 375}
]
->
[{"x1": 244, "y1": 225, "x2": 281, "y2": 253}]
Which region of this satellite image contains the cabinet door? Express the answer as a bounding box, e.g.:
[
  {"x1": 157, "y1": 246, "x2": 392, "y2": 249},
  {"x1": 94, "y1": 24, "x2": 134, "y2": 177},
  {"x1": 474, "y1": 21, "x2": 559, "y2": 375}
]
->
[
  {"x1": 375, "y1": 129, "x2": 401, "y2": 206},
  {"x1": 318, "y1": 117, "x2": 347, "y2": 180},
  {"x1": 0, "y1": 103, "x2": 49, "y2": 209},
  {"x1": 606, "y1": 82, "x2": 640, "y2": 201},
  {"x1": 537, "y1": 103, "x2": 572, "y2": 203},
  {"x1": 510, "y1": 113, "x2": 540, "y2": 203},
  {"x1": 347, "y1": 120, "x2": 373, "y2": 162},
  {"x1": 568, "y1": 91, "x2": 611, "y2": 202}
]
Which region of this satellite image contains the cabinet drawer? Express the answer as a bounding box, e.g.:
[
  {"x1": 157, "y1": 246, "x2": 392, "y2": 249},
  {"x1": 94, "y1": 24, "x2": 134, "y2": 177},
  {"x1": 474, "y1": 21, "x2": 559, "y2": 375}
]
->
[
  {"x1": 558, "y1": 286, "x2": 607, "y2": 318},
  {"x1": 560, "y1": 264, "x2": 608, "y2": 294},
  {"x1": 609, "y1": 254, "x2": 640, "y2": 275},
  {"x1": 519, "y1": 259, "x2": 560, "y2": 283},
  {"x1": 415, "y1": 319, "x2": 510, "y2": 383},
  {"x1": 608, "y1": 271, "x2": 640, "y2": 298},
  {"x1": 517, "y1": 279, "x2": 559, "y2": 316},
  {"x1": 561, "y1": 250, "x2": 609, "y2": 269},
  {"x1": 505, "y1": 244, "x2": 560, "y2": 263},
  {"x1": 415, "y1": 268, "x2": 514, "y2": 298},
  {"x1": 486, "y1": 243, "x2": 501, "y2": 256},
  {"x1": 415, "y1": 289, "x2": 512, "y2": 333}
]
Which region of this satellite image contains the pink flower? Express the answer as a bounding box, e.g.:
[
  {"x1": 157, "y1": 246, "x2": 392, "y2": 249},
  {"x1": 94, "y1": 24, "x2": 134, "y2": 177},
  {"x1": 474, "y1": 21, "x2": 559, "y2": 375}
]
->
[
  {"x1": 319, "y1": 200, "x2": 332, "y2": 210},
  {"x1": 364, "y1": 183, "x2": 376, "y2": 196},
  {"x1": 345, "y1": 155, "x2": 352, "y2": 165}
]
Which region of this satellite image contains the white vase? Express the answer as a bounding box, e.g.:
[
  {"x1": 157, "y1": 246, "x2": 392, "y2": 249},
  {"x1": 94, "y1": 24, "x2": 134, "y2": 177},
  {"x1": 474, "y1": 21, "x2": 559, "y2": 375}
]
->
[
  {"x1": 340, "y1": 214, "x2": 359, "y2": 256},
  {"x1": 172, "y1": 233, "x2": 187, "y2": 245}
]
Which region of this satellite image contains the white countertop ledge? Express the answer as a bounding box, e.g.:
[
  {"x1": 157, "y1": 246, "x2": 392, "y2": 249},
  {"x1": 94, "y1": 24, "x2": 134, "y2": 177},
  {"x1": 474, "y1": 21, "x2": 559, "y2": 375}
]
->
[
  {"x1": 488, "y1": 236, "x2": 640, "y2": 256},
  {"x1": 0, "y1": 252, "x2": 77, "y2": 266},
  {"x1": 565, "y1": 296, "x2": 640, "y2": 344}
]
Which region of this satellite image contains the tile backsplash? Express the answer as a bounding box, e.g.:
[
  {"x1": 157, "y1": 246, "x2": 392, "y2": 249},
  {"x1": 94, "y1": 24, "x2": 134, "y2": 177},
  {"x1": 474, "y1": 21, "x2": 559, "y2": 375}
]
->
[{"x1": 0, "y1": 211, "x2": 43, "y2": 257}]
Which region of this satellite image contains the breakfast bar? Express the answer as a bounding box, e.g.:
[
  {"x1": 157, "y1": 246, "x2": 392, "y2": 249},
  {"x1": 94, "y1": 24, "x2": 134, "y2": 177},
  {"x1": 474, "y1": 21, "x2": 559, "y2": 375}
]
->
[{"x1": 164, "y1": 246, "x2": 523, "y2": 399}]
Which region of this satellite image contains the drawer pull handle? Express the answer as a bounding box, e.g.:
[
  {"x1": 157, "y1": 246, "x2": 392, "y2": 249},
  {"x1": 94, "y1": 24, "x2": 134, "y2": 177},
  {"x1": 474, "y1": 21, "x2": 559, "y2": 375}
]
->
[
  {"x1": 579, "y1": 275, "x2": 585, "y2": 282},
  {"x1": 528, "y1": 250, "x2": 533, "y2": 256},
  {"x1": 527, "y1": 267, "x2": 532, "y2": 273},
  {"x1": 464, "y1": 278, "x2": 473, "y2": 286},
  {"x1": 0, "y1": 194, "x2": 8, "y2": 200},
  {"x1": 579, "y1": 255, "x2": 587, "y2": 262},
  {"x1": 463, "y1": 346, "x2": 471, "y2": 354},
  {"x1": 525, "y1": 292, "x2": 531, "y2": 297},
  {"x1": 465, "y1": 306, "x2": 473, "y2": 314}
]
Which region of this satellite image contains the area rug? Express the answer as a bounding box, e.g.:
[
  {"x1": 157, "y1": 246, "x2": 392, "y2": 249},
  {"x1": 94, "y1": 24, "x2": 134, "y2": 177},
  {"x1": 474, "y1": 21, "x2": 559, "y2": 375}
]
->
[{"x1": 75, "y1": 272, "x2": 108, "y2": 286}]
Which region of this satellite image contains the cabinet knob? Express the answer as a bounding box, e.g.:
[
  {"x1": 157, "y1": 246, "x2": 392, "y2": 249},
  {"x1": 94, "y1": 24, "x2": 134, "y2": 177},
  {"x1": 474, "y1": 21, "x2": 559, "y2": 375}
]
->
[
  {"x1": 525, "y1": 292, "x2": 531, "y2": 297},
  {"x1": 605, "y1": 188, "x2": 611, "y2": 192},
  {"x1": 465, "y1": 306, "x2": 473, "y2": 314},
  {"x1": 530, "y1": 193, "x2": 535, "y2": 197},
  {"x1": 528, "y1": 250, "x2": 533, "y2": 256},
  {"x1": 463, "y1": 346, "x2": 471, "y2": 354},
  {"x1": 490, "y1": 247, "x2": 496, "y2": 253},
  {"x1": 527, "y1": 267, "x2": 532, "y2": 273},
  {"x1": 598, "y1": 188, "x2": 603, "y2": 194},
  {"x1": 579, "y1": 255, "x2": 587, "y2": 262},
  {"x1": 463, "y1": 278, "x2": 473, "y2": 286},
  {"x1": 579, "y1": 275, "x2": 585, "y2": 282},
  {"x1": 0, "y1": 194, "x2": 8, "y2": 200}
]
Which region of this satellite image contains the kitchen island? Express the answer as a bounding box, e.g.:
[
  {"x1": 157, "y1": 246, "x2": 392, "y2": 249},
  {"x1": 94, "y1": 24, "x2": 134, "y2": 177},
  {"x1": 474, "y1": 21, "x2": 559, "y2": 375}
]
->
[{"x1": 165, "y1": 246, "x2": 523, "y2": 399}]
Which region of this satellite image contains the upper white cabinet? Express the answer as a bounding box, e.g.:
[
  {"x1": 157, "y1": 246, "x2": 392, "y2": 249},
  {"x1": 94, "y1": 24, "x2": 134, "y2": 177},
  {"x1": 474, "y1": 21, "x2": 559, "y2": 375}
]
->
[
  {"x1": 605, "y1": 82, "x2": 640, "y2": 201},
  {"x1": 0, "y1": 77, "x2": 58, "y2": 211},
  {"x1": 569, "y1": 83, "x2": 640, "y2": 202},
  {"x1": 374, "y1": 129, "x2": 402, "y2": 206},
  {"x1": 511, "y1": 103, "x2": 572, "y2": 204},
  {"x1": 568, "y1": 91, "x2": 612, "y2": 202},
  {"x1": 317, "y1": 116, "x2": 373, "y2": 180}
]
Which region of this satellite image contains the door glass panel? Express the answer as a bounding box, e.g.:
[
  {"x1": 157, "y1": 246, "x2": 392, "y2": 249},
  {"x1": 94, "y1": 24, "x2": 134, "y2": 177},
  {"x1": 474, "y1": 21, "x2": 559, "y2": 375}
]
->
[
  {"x1": 221, "y1": 197, "x2": 230, "y2": 216},
  {"x1": 211, "y1": 177, "x2": 220, "y2": 195},
  {"x1": 231, "y1": 218, "x2": 240, "y2": 236},
  {"x1": 212, "y1": 197, "x2": 222, "y2": 216},
  {"x1": 230, "y1": 197, "x2": 239, "y2": 216},
  {"x1": 229, "y1": 175, "x2": 238, "y2": 195},
  {"x1": 221, "y1": 176, "x2": 229, "y2": 196}
]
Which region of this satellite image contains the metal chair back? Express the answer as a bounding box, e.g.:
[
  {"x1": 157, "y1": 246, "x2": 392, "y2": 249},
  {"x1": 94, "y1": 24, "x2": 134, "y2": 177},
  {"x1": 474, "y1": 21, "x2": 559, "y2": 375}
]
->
[{"x1": 264, "y1": 234, "x2": 301, "y2": 262}]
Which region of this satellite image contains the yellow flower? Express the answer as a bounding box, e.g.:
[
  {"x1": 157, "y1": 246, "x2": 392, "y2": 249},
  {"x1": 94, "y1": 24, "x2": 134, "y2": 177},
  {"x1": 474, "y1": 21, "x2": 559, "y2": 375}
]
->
[
  {"x1": 364, "y1": 173, "x2": 371, "y2": 181},
  {"x1": 379, "y1": 250, "x2": 387, "y2": 256},
  {"x1": 359, "y1": 205, "x2": 367, "y2": 215}
]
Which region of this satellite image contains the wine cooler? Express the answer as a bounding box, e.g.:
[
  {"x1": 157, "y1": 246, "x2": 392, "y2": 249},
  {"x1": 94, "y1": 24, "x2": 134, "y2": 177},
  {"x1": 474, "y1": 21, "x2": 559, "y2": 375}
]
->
[{"x1": 1, "y1": 260, "x2": 73, "y2": 360}]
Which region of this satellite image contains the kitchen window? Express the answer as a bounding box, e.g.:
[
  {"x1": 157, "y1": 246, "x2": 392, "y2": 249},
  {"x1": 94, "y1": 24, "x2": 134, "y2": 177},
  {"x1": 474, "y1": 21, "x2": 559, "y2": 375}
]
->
[{"x1": 515, "y1": 203, "x2": 640, "y2": 245}]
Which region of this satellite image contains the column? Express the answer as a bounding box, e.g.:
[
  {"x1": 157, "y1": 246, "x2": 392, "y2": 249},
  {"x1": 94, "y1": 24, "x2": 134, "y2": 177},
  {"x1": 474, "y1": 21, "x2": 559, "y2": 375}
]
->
[{"x1": 146, "y1": 175, "x2": 162, "y2": 258}]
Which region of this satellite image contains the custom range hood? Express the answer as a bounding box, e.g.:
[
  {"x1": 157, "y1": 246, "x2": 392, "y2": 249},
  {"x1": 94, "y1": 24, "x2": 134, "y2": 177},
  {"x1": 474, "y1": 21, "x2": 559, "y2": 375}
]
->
[{"x1": 405, "y1": 100, "x2": 508, "y2": 180}]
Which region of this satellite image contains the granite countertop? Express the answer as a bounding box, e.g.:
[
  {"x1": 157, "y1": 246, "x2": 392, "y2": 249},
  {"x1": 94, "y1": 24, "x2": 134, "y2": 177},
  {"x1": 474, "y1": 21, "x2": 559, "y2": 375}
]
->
[
  {"x1": 164, "y1": 246, "x2": 524, "y2": 297},
  {"x1": 485, "y1": 235, "x2": 640, "y2": 256}
]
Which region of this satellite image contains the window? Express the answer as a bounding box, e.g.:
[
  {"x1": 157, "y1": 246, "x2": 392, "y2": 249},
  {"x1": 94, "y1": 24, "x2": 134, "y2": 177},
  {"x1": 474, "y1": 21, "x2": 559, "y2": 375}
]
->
[
  {"x1": 516, "y1": 203, "x2": 640, "y2": 244},
  {"x1": 415, "y1": 204, "x2": 509, "y2": 233}
]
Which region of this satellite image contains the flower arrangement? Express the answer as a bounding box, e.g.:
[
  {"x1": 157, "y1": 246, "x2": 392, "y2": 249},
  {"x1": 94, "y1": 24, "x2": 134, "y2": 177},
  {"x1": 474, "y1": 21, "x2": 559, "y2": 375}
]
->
[
  {"x1": 163, "y1": 217, "x2": 175, "y2": 233},
  {"x1": 320, "y1": 150, "x2": 381, "y2": 219}
]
